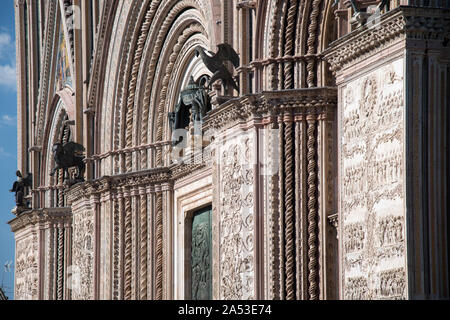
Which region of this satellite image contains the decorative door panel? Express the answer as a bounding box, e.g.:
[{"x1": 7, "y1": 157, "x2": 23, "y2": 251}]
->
[{"x1": 191, "y1": 206, "x2": 212, "y2": 300}]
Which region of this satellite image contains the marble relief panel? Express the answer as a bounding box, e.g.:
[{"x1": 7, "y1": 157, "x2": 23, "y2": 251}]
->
[
  {"x1": 71, "y1": 207, "x2": 95, "y2": 300},
  {"x1": 217, "y1": 132, "x2": 255, "y2": 300},
  {"x1": 15, "y1": 233, "x2": 39, "y2": 300},
  {"x1": 341, "y1": 58, "x2": 407, "y2": 300}
]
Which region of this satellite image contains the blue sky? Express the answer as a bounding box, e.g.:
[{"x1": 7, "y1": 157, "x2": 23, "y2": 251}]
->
[{"x1": 0, "y1": 1, "x2": 18, "y2": 299}]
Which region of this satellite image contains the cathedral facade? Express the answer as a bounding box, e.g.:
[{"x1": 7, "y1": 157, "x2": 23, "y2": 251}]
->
[{"x1": 10, "y1": 0, "x2": 450, "y2": 300}]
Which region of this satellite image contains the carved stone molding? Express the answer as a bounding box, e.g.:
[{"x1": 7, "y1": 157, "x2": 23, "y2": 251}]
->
[
  {"x1": 204, "y1": 88, "x2": 337, "y2": 131},
  {"x1": 9, "y1": 208, "x2": 72, "y2": 233},
  {"x1": 323, "y1": 7, "x2": 450, "y2": 73}
]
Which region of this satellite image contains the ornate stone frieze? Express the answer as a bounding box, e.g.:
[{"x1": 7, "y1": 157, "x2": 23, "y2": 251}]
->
[
  {"x1": 323, "y1": 7, "x2": 450, "y2": 73},
  {"x1": 204, "y1": 88, "x2": 337, "y2": 131},
  {"x1": 9, "y1": 208, "x2": 72, "y2": 233}
]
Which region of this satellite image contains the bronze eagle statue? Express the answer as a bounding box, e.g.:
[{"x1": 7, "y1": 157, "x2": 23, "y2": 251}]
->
[
  {"x1": 195, "y1": 43, "x2": 240, "y2": 92},
  {"x1": 50, "y1": 141, "x2": 86, "y2": 182}
]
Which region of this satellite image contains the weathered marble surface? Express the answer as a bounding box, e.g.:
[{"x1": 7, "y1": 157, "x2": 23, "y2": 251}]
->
[
  {"x1": 216, "y1": 131, "x2": 255, "y2": 300},
  {"x1": 341, "y1": 58, "x2": 407, "y2": 300}
]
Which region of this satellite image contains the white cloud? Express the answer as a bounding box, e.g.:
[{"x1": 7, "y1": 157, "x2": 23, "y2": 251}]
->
[
  {"x1": 0, "y1": 31, "x2": 16, "y2": 90},
  {"x1": 0, "y1": 114, "x2": 16, "y2": 126},
  {"x1": 0, "y1": 64, "x2": 16, "y2": 88},
  {"x1": 0, "y1": 32, "x2": 14, "y2": 61}
]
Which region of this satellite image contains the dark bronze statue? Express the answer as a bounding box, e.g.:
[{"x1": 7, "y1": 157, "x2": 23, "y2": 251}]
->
[
  {"x1": 378, "y1": 0, "x2": 389, "y2": 10},
  {"x1": 349, "y1": 0, "x2": 360, "y2": 13},
  {"x1": 50, "y1": 141, "x2": 86, "y2": 183},
  {"x1": 195, "y1": 43, "x2": 240, "y2": 92},
  {"x1": 346, "y1": 0, "x2": 389, "y2": 14},
  {"x1": 169, "y1": 76, "x2": 211, "y2": 146},
  {"x1": 10, "y1": 171, "x2": 32, "y2": 208}
]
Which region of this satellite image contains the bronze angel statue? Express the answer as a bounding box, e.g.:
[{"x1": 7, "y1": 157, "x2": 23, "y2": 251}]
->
[
  {"x1": 195, "y1": 43, "x2": 240, "y2": 92},
  {"x1": 50, "y1": 141, "x2": 86, "y2": 182},
  {"x1": 10, "y1": 171, "x2": 32, "y2": 207}
]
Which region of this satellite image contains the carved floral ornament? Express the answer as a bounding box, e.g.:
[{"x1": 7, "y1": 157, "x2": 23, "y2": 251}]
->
[{"x1": 219, "y1": 142, "x2": 255, "y2": 300}]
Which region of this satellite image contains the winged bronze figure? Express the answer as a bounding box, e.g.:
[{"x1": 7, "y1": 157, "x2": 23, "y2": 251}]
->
[
  {"x1": 50, "y1": 141, "x2": 86, "y2": 182},
  {"x1": 195, "y1": 43, "x2": 240, "y2": 92}
]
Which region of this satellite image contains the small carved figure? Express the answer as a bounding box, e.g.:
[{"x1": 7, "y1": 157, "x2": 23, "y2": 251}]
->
[
  {"x1": 10, "y1": 171, "x2": 32, "y2": 208},
  {"x1": 195, "y1": 43, "x2": 240, "y2": 92},
  {"x1": 50, "y1": 141, "x2": 86, "y2": 183}
]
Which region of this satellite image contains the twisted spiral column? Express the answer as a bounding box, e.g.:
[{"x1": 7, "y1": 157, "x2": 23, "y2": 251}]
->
[
  {"x1": 57, "y1": 225, "x2": 64, "y2": 300},
  {"x1": 47, "y1": 225, "x2": 54, "y2": 299},
  {"x1": 112, "y1": 195, "x2": 120, "y2": 300},
  {"x1": 278, "y1": 117, "x2": 286, "y2": 299},
  {"x1": 284, "y1": 114, "x2": 295, "y2": 300},
  {"x1": 139, "y1": 189, "x2": 148, "y2": 300},
  {"x1": 268, "y1": 0, "x2": 282, "y2": 90},
  {"x1": 125, "y1": 8, "x2": 153, "y2": 172},
  {"x1": 306, "y1": 0, "x2": 321, "y2": 88},
  {"x1": 124, "y1": 188, "x2": 132, "y2": 300},
  {"x1": 283, "y1": 0, "x2": 298, "y2": 89},
  {"x1": 155, "y1": 192, "x2": 163, "y2": 300},
  {"x1": 140, "y1": 2, "x2": 161, "y2": 168},
  {"x1": 58, "y1": 170, "x2": 64, "y2": 208},
  {"x1": 307, "y1": 115, "x2": 319, "y2": 300}
]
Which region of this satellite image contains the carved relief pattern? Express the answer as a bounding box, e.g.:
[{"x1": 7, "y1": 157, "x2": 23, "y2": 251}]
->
[
  {"x1": 219, "y1": 141, "x2": 255, "y2": 300},
  {"x1": 341, "y1": 59, "x2": 406, "y2": 300},
  {"x1": 155, "y1": 192, "x2": 163, "y2": 300},
  {"x1": 72, "y1": 209, "x2": 95, "y2": 300},
  {"x1": 284, "y1": 118, "x2": 295, "y2": 300},
  {"x1": 307, "y1": 116, "x2": 319, "y2": 300},
  {"x1": 124, "y1": 190, "x2": 132, "y2": 300},
  {"x1": 139, "y1": 192, "x2": 148, "y2": 300},
  {"x1": 112, "y1": 196, "x2": 121, "y2": 300},
  {"x1": 56, "y1": 226, "x2": 64, "y2": 300},
  {"x1": 15, "y1": 234, "x2": 39, "y2": 300}
]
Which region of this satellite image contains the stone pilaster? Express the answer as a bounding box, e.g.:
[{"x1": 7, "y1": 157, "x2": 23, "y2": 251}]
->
[{"x1": 324, "y1": 6, "x2": 450, "y2": 300}]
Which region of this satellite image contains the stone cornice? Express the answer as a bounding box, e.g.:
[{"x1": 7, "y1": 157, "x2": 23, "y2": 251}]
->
[
  {"x1": 323, "y1": 6, "x2": 450, "y2": 73},
  {"x1": 204, "y1": 87, "x2": 337, "y2": 131},
  {"x1": 9, "y1": 207, "x2": 72, "y2": 233},
  {"x1": 66, "y1": 167, "x2": 172, "y2": 203},
  {"x1": 66, "y1": 162, "x2": 210, "y2": 203}
]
